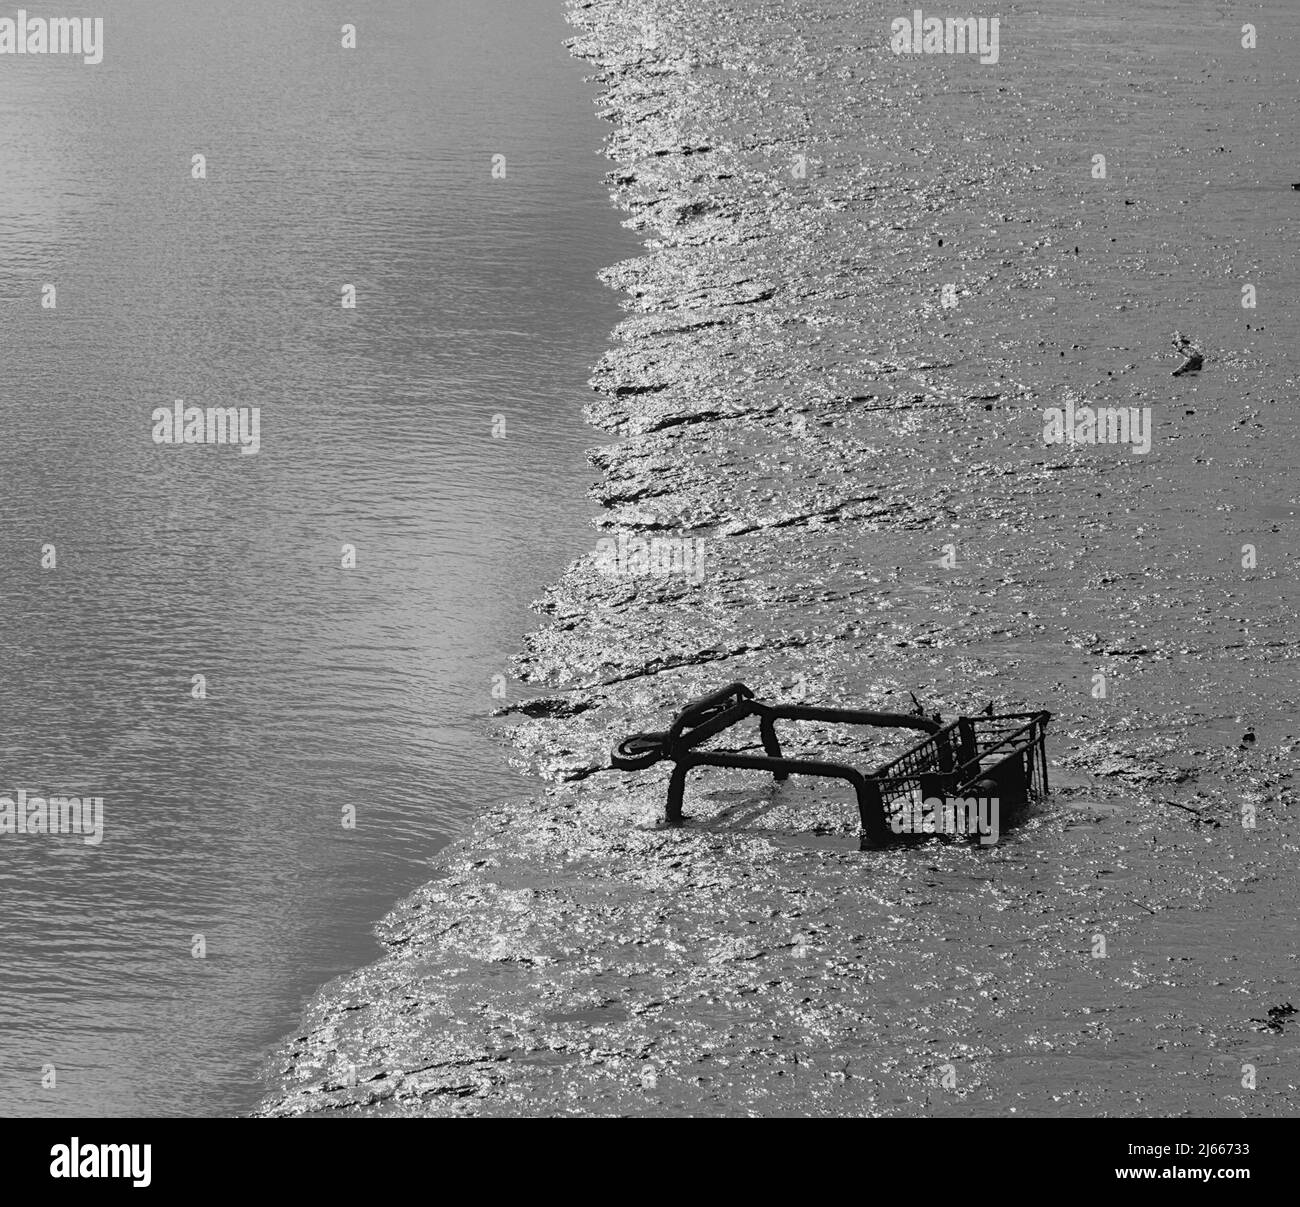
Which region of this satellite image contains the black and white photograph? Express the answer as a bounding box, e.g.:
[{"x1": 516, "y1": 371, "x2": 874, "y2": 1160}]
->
[{"x1": 0, "y1": 0, "x2": 1295, "y2": 1181}]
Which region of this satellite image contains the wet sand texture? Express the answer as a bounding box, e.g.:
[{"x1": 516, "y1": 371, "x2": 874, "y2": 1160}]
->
[{"x1": 257, "y1": 0, "x2": 1298, "y2": 1116}]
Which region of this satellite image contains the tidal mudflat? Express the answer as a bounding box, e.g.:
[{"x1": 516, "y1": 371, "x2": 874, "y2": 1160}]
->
[{"x1": 258, "y1": 0, "x2": 1298, "y2": 1117}]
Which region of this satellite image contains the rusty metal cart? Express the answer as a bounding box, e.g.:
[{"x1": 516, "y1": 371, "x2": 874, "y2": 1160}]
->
[{"x1": 611, "y1": 682, "x2": 1050, "y2": 848}]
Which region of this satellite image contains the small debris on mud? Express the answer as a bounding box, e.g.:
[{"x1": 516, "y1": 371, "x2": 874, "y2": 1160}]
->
[{"x1": 1251, "y1": 1003, "x2": 1296, "y2": 1033}]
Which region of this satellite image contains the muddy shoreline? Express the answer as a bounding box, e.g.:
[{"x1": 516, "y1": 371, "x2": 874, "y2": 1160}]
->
[{"x1": 256, "y1": 0, "x2": 1298, "y2": 1116}]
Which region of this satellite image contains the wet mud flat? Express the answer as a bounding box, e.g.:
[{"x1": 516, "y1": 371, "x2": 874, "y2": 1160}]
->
[{"x1": 257, "y1": 0, "x2": 1298, "y2": 1116}]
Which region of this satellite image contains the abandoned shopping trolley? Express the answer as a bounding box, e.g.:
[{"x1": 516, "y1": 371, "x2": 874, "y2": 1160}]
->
[{"x1": 610, "y1": 682, "x2": 1051, "y2": 848}]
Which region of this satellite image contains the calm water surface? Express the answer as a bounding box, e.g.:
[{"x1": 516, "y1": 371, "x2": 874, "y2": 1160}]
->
[{"x1": 0, "y1": 0, "x2": 631, "y2": 1116}]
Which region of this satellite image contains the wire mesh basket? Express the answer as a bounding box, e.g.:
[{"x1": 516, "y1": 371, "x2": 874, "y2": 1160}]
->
[{"x1": 873, "y1": 712, "x2": 1051, "y2": 815}]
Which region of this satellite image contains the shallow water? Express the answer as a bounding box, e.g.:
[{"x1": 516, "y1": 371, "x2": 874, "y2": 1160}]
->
[{"x1": 0, "y1": 0, "x2": 633, "y2": 1116}]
